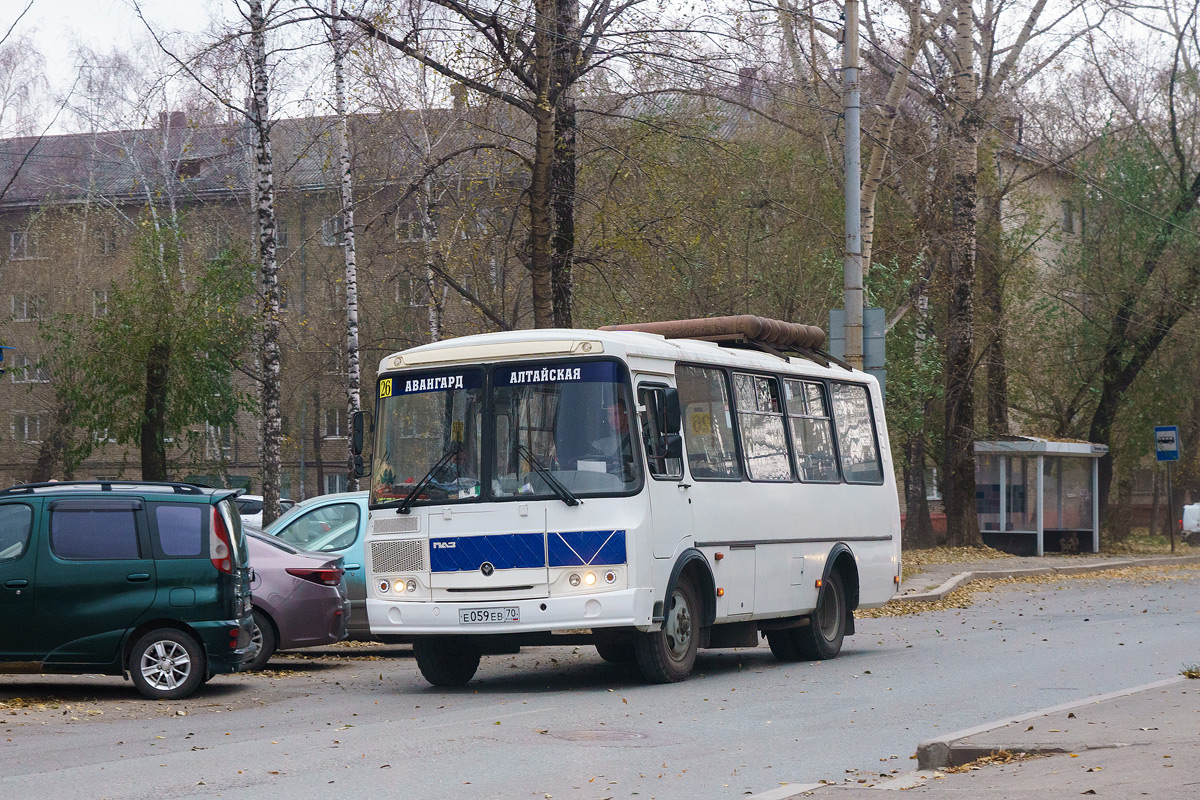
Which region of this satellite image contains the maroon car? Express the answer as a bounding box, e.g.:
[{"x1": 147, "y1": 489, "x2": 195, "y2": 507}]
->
[{"x1": 244, "y1": 530, "x2": 350, "y2": 670}]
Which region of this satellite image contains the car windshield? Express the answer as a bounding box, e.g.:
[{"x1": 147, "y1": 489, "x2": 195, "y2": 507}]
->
[
  {"x1": 371, "y1": 368, "x2": 484, "y2": 507},
  {"x1": 492, "y1": 361, "x2": 639, "y2": 499}
]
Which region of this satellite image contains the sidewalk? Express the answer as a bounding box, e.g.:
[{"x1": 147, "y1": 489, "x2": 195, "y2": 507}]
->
[
  {"x1": 745, "y1": 552, "x2": 1200, "y2": 800},
  {"x1": 894, "y1": 551, "x2": 1200, "y2": 603},
  {"x1": 767, "y1": 677, "x2": 1200, "y2": 799}
]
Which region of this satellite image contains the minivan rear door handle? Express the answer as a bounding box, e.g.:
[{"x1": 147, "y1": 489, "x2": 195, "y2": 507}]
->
[
  {"x1": 4, "y1": 579, "x2": 28, "y2": 588},
  {"x1": 344, "y1": 563, "x2": 362, "y2": 571},
  {"x1": 126, "y1": 573, "x2": 151, "y2": 582}
]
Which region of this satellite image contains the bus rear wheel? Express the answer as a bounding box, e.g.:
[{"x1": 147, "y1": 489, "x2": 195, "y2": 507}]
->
[
  {"x1": 413, "y1": 637, "x2": 481, "y2": 687},
  {"x1": 768, "y1": 570, "x2": 846, "y2": 662},
  {"x1": 634, "y1": 576, "x2": 699, "y2": 683}
]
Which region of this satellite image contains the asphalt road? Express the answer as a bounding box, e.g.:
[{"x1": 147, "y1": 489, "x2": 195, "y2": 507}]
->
[{"x1": 2, "y1": 566, "x2": 1197, "y2": 800}]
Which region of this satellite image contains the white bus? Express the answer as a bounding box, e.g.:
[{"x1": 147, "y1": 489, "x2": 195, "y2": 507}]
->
[{"x1": 354, "y1": 318, "x2": 901, "y2": 686}]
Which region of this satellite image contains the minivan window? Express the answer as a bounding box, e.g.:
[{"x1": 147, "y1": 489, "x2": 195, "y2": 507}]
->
[
  {"x1": 829, "y1": 383, "x2": 883, "y2": 483},
  {"x1": 155, "y1": 504, "x2": 204, "y2": 557},
  {"x1": 50, "y1": 500, "x2": 141, "y2": 560},
  {"x1": 0, "y1": 504, "x2": 32, "y2": 561}
]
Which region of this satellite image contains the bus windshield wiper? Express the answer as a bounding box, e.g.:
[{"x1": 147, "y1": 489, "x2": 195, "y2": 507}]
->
[
  {"x1": 515, "y1": 443, "x2": 580, "y2": 507},
  {"x1": 391, "y1": 444, "x2": 462, "y2": 515}
]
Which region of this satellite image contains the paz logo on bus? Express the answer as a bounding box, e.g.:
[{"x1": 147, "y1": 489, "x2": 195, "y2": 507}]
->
[{"x1": 432, "y1": 541, "x2": 456, "y2": 549}]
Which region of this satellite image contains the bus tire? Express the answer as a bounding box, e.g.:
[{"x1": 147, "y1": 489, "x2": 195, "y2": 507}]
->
[
  {"x1": 594, "y1": 641, "x2": 636, "y2": 664},
  {"x1": 795, "y1": 568, "x2": 847, "y2": 660},
  {"x1": 634, "y1": 575, "x2": 699, "y2": 683},
  {"x1": 413, "y1": 637, "x2": 481, "y2": 687}
]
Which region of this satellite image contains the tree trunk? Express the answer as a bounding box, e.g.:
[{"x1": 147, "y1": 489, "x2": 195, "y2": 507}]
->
[
  {"x1": 31, "y1": 401, "x2": 74, "y2": 483},
  {"x1": 250, "y1": 0, "x2": 284, "y2": 524},
  {"x1": 528, "y1": 0, "x2": 556, "y2": 329},
  {"x1": 902, "y1": 434, "x2": 937, "y2": 549},
  {"x1": 331, "y1": 0, "x2": 361, "y2": 492},
  {"x1": 1106, "y1": 468, "x2": 1132, "y2": 545},
  {"x1": 141, "y1": 340, "x2": 170, "y2": 481},
  {"x1": 313, "y1": 391, "x2": 325, "y2": 496},
  {"x1": 942, "y1": 0, "x2": 983, "y2": 548},
  {"x1": 978, "y1": 177, "x2": 1008, "y2": 434},
  {"x1": 549, "y1": 0, "x2": 579, "y2": 328}
]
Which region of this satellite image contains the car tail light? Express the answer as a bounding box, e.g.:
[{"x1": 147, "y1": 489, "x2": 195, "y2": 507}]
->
[
  {"x1": 211, "y1": 507, "x2": 233, "y2": 574},
  {"x1": 286, "y1": 567, "x2": 344, "y2": 586}
]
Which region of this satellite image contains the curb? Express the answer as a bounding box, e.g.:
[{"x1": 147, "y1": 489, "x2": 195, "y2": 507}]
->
[
  {"x1": 914, "y1": 676, "x2": 1187, "y2": 770},
  {"x1": 895, "y1": 554, "x2": 1200, "y2": 603}
]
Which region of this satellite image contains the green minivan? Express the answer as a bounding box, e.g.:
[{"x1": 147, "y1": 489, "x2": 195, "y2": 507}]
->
[{"x1": 0, "y1": 481, "x2": 255, "y2": 700}]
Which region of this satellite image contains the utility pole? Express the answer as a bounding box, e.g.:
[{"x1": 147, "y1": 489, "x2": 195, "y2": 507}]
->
[{"x1": 842, "y1": 0, "x2": 863, "y2": 369}]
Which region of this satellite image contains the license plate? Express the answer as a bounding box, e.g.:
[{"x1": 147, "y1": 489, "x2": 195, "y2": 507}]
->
[{"x1": 459, "y1": 606, "x2": 520, "y2": 624}]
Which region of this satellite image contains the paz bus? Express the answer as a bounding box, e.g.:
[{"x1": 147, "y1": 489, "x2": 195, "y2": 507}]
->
[{"x1": 351, "y1": 316, "x2": 901, "y2": 686}]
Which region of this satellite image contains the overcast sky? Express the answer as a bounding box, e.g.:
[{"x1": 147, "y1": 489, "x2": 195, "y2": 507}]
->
[{"x1": 15, "y1": 0, "x2": 216, "y2": 128}]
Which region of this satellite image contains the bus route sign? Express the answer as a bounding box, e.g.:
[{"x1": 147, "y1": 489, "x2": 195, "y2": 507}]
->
[{"x1": 1155, "y1": 426, "x2": 1180, "y2": 462}]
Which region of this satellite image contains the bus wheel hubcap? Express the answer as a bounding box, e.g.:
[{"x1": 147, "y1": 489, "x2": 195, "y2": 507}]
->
[{"x1": 665, "y1": 590, "x2": 692, "y2": 660}]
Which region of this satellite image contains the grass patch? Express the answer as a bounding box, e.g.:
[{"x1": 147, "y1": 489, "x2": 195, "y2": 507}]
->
[{"x1": 1183, "y1": 664, "x2": 1200, "y2": 679}]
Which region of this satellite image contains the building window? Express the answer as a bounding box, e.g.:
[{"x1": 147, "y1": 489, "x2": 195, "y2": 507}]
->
[
  {"x1": 10, "y1": 352, "x2": 49, "y2": 384},
  {"x1": 97, "y1": 227, "x2": 117, "y2": 255},
  {"x1": 396, "y1": 213, "x2": 430, "y2": 242},
  {"x1": 321, "y1": 216, "x2": 343, "y2": 247},
  {"x1": 206, "y1": 424, "x2": 232, "y2": 461},
  {"x1": 12, "y1": 413, "x2": 42, "y2": 443},
  {"x1": 93, "y1": 289, "x2": 109, "y2": 317},
  {"x1": 1061, "y1": 200, "x2": 1075, "y2": 234},
  {"x1": 395, "y1": 274, "x2": 424, "y2": 308},
  {"x1": 11, "y1": 293, "x2": 44, "y2": 321},
  {"x1": 324, "y1": 408, "x2": 346, "y2": 439},
  {"x1": 276, "y1": 219, "x2": 289, "y2": 249},
  {"x1": 325, "y1": 473, "x2": 348, "y2": 494},
  {"x1": 9, "y1": 230, "x2": 39, "y2": 260}
]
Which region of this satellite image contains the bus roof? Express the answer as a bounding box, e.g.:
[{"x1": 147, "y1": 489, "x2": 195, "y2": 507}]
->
[{"x1": 377, "y1": 328, "x2": 874, "y2": 385}]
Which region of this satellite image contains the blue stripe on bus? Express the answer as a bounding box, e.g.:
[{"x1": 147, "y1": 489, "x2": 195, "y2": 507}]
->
[
  {"x1": 548, "y1": 530, "x2": 626, "y2": 567},
  {"x1": 429, "y1": 533, "x2": 546, "y2": 573}
]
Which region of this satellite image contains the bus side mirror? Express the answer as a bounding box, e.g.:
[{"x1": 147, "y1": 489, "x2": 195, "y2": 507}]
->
[
  {"x1": 351, "y1": 410, "x2": 370, "y2": 456},
  {"x1": 664, "y1": 433, "x2": 683, "y2": 462},
  {"x1": 663, "y1": 388, "x2": 682, "y2": 434}
]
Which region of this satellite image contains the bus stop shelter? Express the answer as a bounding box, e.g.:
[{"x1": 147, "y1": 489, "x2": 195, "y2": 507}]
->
[{"x1": 974, "y1": 437, "x2": 1108, "y2": 556}]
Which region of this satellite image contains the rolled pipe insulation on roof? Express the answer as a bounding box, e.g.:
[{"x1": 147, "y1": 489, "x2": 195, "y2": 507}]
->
[{"x1": 600, "y1": 315, "x2": 827, "y2": 351}]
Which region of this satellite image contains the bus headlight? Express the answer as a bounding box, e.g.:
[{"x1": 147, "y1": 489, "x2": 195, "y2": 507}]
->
[
  {"x1": 583, "y1": 572, "x2": 596, "y2": 586},
  {"x1": 393, "y1": 580, "x2": 407, "y2": 593},
  {"x1": 569, "y1": 573, "x2": 581, "y2": 587},
  {"x1": 406, "y1": 579, "x2": 418, "y2": 593}
]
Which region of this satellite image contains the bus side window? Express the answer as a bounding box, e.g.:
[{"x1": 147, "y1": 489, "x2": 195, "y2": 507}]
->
[
  {"x1": 675, "y1": 365, "x2": 741, "y2": 480},
  {"x1": 829, "y1": 382, "x2": 883, "y2": 484},
  {"x1": 732, "y1": 373, "x2": 792, "y2": 481},
  {"x1": 638, "y1": 387, "x2": 683, "y2": 479},
  {"x1": 783, "y1": 379, "x2": 840, "y2": 482}
]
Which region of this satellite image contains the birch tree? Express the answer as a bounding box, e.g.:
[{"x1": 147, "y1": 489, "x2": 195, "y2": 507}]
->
[{"x1": 329, "y1": 0, "x2": 361, "y2": 491}]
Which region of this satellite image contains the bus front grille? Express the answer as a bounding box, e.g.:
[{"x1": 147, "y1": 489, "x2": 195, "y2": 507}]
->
[{"x1": 372, "y1": 539, "x2": 425, "y2": 572}]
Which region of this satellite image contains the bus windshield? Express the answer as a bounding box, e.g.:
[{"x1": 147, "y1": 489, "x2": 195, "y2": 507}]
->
[
  {"x1": 492, "y1": 361, "x2": 639, "y2": 499},
  {"x1": 371, "y1": 369, "x2": 484, "y2": 506}
]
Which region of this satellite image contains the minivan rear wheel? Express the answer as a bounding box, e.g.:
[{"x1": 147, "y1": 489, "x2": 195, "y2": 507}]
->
[{"x1": 129, "y1": 629, "x2": 205, "y2": 700}]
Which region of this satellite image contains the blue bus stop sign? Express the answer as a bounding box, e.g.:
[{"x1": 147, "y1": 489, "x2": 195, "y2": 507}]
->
[{"x1": 1155, "y1": 426, "x2": 1180, "y2": 462}]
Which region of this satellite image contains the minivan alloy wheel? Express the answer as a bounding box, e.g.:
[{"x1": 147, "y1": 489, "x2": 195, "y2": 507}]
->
[{"x1": 141, "y1": 640, "x2": 193, "y2": 690}]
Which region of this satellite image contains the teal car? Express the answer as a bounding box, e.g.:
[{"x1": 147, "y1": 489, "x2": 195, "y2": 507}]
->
[
  {"x1": 262, "y1": 491, "x2": 370, "y2": 639},
  {"x1": 0, "y1": 481, "x2": 255, "y2": 700}
]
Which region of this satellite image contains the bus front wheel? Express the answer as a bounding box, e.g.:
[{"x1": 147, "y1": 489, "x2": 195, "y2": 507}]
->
[
  {"x1": 634, "y1": 575, "x2": 700, "y2": 683},
  {"x1": 767, "y1": 569, "x2": 846, "y2": 661},
  {"x1": 413, "y1": 637, "x2": 481, "y2": 687}
]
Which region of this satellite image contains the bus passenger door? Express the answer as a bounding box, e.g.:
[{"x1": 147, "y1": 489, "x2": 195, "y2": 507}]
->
[{"x1": 636, "y1": 382, "x2": 693, "y2": 559}]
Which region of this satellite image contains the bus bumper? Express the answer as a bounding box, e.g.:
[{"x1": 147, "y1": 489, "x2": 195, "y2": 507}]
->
[{"x1": 366, "y1": 588, "x2": 654, "y2": 635}]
